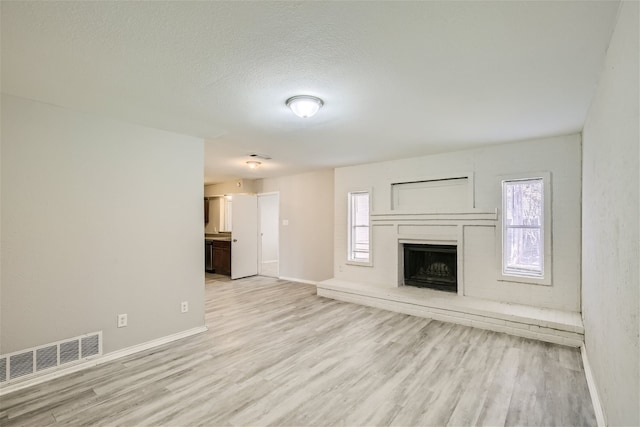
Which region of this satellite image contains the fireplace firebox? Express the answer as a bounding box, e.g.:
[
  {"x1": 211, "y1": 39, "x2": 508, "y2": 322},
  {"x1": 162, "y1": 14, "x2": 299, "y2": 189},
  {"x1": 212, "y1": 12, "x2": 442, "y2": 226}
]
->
[{"x1": 403, "y1": 244, "x2": 457, "y2": 292}]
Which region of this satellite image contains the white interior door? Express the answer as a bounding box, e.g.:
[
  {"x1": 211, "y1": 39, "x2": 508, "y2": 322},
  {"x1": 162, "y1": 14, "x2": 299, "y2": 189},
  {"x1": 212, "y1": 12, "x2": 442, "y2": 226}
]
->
[
  {"x1": 231, "y1": 194, "x2": 258, "y2": 279},
  {"x1": 258, "y1": 193, "x2": 279, "y2": 277}
]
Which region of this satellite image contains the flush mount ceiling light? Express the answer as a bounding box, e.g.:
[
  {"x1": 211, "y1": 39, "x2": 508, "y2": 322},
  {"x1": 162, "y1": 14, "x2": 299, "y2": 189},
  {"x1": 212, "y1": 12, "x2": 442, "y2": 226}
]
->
[
  {"x1": 286, "y1": 95, "x2": 324, "y2": 118},
  {"x1": 249, "y1": 153, "x2": 272, "y2": 160},
  {"x1": 246, "y1": 160, "x2": 261, "y2": 169}
]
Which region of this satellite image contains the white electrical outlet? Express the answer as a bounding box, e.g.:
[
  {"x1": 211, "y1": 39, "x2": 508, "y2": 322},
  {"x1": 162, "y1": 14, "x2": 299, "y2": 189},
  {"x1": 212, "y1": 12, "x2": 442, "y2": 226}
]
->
[
  {"x1": 181, "y1": 301, "x2": 189, "y2": 313},
  {"x1": 117, "y1": 313, "x2": 128, "y2": 328}
]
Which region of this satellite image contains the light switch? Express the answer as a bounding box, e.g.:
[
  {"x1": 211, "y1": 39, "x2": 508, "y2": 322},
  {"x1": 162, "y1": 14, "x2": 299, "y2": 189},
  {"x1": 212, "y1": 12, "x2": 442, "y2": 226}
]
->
[{"x1": 282, "y1": 219, "x2": 289, "y2": 226}]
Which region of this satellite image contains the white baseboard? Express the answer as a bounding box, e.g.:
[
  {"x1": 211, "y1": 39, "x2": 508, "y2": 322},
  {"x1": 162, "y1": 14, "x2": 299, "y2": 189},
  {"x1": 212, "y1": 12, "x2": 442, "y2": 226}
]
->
[
  {"x1": 581, "y1": 345, "x2": 606, "y2": 426},
  {"x1": 278, "y1": 276, "x2": 319, "y2": 286},
  {"x1": 0, "y1": 325, "x2": 208, "y2": 397}
]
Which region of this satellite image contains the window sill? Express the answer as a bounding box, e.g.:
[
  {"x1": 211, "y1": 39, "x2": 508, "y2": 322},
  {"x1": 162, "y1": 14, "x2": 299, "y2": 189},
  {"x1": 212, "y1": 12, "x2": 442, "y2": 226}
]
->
[
  {"x1": 346, "y1": 260, "x2": 373, "y2": 267},
  {"x1": 498, "y1": 274, "x2": 552, "y2": 286}
]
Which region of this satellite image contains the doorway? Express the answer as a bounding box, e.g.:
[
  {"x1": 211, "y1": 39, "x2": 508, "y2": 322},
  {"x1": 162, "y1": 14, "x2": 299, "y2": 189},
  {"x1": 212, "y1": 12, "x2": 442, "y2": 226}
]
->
[{"x1": 258, "y1": 193, "x2": 279, "y2": 277}]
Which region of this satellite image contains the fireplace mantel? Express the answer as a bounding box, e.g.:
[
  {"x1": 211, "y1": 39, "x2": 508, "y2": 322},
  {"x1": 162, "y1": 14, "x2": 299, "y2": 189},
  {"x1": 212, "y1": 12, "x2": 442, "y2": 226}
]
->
[
  {"x1": 371, "y1": 209, "x2": 497, "y2": 224},
  {"x1": 363, "y1": 210, "x2": 500, "y2": 297}
]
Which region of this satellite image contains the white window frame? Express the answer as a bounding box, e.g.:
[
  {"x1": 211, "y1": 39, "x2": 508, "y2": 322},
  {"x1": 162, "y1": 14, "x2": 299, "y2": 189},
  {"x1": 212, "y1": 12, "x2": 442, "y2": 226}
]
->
[
  {"x1": 498, "y1": 172, "x2": 552, "y2": 286},
  {"x1": 347, "y1": 190, "x2": 372, "y2": 266}
]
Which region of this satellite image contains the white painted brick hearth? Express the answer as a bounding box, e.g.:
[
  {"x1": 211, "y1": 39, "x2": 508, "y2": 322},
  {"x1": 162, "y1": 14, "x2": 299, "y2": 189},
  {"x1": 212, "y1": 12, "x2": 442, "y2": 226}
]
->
[{"x1": 317, "y1": 279, "x2": 584, "y2": 347}]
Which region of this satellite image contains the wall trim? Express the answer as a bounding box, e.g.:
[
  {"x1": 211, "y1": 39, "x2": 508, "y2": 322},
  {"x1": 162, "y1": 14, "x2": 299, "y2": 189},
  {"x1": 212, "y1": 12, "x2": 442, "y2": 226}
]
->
[
  {"x1": 581, "y1": 345, "x2": 606, "y2": 426},
  {"x1": 0, "y1": 325, "x2": 208, "y2": 397},
  {"x1": 278, "y1": 276, "x2": 319, "y2": 286},
  {"x1": 371, "y1": 209, "x2": 498, "y2": 223}
]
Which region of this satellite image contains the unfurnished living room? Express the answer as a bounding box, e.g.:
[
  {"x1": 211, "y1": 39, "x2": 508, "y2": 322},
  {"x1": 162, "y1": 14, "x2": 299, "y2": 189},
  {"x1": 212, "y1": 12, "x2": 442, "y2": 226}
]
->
[{"x1": 1, "y1": 1, "x2": 638, "y2": 426}]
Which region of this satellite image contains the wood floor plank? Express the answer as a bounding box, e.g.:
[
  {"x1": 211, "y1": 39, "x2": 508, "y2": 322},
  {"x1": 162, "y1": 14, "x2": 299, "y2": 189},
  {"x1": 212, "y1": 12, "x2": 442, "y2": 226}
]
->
[{"x1": 0, "y1": 275, "x2": 596, "y2": 426}]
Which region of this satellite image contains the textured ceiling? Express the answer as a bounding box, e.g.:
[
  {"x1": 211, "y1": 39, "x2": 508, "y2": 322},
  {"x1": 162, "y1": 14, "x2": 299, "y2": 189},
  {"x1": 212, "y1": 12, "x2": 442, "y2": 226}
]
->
[{"x1": 1, "y1": 1, "x2": 620, "y2": 184}]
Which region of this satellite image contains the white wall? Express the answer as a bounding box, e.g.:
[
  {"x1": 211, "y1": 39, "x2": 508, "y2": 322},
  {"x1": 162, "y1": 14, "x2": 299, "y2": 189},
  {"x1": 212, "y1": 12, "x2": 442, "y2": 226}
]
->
[
  {"x1": 256, "y1": 170, "x2": 334, "y2": 283},
  {"x1": 204, "y1": 197, "x2": 222, "y2": 234},
  {"x1": 582, "y1": 2, "x2": 639, "y2": 425},
  {"x1": 334, "y1": 134, "x2": 582, "y2": 311},
  {"x1": 204, "y1": 179, "x2": 256, "y2": 197},
  {"x1": 1, "y1": 95, "x2": 205, "y2": 355}
]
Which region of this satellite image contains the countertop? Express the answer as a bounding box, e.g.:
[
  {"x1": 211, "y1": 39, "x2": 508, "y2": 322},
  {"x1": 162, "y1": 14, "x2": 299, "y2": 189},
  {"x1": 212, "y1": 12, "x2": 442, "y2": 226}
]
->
[{"x1": 205, "y1": 235, "x2": 232, "y2": 242}]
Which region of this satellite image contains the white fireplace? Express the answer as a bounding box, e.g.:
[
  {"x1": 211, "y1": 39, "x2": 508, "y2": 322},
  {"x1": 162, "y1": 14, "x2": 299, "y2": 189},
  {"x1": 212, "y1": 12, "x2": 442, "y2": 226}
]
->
[{"x1": 401, "y1": 242, "x2": 458, "y2": 292}]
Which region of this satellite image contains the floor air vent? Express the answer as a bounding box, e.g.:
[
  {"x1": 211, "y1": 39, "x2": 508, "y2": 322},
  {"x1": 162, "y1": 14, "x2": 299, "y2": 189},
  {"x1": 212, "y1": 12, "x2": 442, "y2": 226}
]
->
[
  {"x1": 0, "y1": 358, "x2": 6, "y2": 383},
  {"x1": 36, "y1": 346, "x2": 58, "y2": 371},
  {"x1": 0, "y1": 332, "x2": 102, "y2": 384}
]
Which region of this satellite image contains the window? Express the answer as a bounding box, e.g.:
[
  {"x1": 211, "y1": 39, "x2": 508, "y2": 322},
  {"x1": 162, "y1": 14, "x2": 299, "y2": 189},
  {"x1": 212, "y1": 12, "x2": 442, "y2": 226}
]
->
[
  {"x1": 348, "y1": 191, "x2": 370, "y2": 263},
  {"x1": 502, "y1": 178, "x2": 544, "y2": 278}
]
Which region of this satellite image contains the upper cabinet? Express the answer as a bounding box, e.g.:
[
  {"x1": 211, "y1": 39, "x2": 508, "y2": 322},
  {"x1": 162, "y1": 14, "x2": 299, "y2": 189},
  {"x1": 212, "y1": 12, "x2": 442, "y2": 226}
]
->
[{"x1": 204, "y1": 198, "x2": 209, "y2": 225}]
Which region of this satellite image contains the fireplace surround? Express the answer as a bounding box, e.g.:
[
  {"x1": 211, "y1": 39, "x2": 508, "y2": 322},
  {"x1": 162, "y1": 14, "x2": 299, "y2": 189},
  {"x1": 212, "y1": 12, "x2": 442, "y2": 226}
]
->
[{"x1": 403, "y1": 243, "x2": 457, "y2": 292}]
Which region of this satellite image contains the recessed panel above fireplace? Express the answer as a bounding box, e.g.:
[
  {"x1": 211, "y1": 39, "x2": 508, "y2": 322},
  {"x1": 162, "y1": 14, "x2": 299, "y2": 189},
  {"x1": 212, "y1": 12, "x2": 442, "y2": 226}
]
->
[
  {"x1": 391, "y1": 177, "x2": 470, "y2": 211},
  {"x1": 403, "y1": 244, "x2": 457, "y2": 293}
]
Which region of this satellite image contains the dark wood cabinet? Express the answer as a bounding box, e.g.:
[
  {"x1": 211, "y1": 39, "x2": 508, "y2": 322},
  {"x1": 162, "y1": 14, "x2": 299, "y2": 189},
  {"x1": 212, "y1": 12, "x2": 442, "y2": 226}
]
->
[
  {"x1": 212, "y1": 240, "x2": 231, "y2": 276},
  {"x1": 205, "y1": 240, "x2": 214, "y2": 272}
]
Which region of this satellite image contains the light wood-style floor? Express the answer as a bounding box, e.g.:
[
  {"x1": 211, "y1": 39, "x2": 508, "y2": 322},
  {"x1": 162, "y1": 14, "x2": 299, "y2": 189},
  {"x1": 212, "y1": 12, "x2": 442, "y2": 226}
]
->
[{"x1": 1, "y1": 275, "x2": 595, "y2": 426}]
